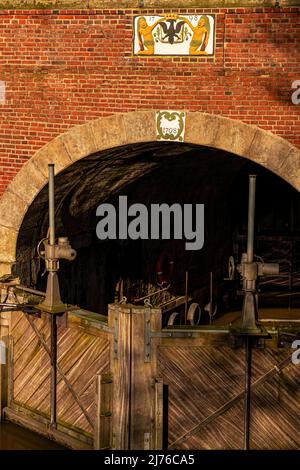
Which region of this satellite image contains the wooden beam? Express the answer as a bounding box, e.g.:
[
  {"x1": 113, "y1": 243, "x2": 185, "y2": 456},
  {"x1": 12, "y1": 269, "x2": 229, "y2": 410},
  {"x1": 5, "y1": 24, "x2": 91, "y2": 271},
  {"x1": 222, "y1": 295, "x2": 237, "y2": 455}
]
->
[
  {"x1": 94, "y1": 373, "x2": 113, "y2": 450},
  {"x1": 0, "y1": 311, "x2": 9, "y2": 420},
  {"x1": 108, "y1": 303, "x2": 162, "y2": 450},
  {"x1": 4, "y1": 406, "x2": 92, "y2": 450},
  {"x1": 109, "y1": 304, "x2": 131, "y2": 450},
  {"x1": 154, "y1": 378, "x2": 164, "y2": 450}
]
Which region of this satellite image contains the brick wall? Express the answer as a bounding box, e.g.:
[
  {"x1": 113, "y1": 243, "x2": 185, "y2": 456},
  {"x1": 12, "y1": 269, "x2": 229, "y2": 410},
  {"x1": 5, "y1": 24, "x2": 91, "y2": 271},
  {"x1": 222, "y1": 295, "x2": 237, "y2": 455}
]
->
[{"x1": 0, "y1": 7, "x2": 299, "y2": 196}]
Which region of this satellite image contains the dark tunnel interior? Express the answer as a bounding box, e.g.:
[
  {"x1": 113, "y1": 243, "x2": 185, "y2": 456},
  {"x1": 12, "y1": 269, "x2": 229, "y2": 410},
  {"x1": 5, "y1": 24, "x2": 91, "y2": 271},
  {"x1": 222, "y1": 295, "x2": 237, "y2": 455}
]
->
[{"x1": 14, "y1": 142, "x2": 300, "y2": 318}]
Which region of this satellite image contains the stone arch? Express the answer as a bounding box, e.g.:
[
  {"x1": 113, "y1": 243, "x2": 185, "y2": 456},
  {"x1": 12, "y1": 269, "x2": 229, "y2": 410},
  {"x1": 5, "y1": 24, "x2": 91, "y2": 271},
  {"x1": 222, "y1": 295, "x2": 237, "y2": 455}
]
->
[{"x1": 0, "y1": 110, "x2": 299, "y2": 275}]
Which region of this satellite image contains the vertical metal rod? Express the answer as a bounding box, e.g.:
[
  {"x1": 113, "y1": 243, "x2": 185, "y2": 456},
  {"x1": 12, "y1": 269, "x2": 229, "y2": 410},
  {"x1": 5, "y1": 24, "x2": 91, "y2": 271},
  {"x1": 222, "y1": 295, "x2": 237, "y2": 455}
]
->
[
  {"x1": 50, "y1": 313, "x2": 57, "y2": 428},
  {"x1": 184, "y1": 271, "x2": 188, "y2": 324},
  {"x1": 48, "y1": 164, "x2": 55, "y2": 246},
  {"x1": 247, "y1": 175, "x2": 256, "y2": 263},
  {"x1": 49, "y1": 163, "x2": 57, "y2": 428},
  {"x1": 244, "y1": 335, "x2": 252, "y2": 450},
  {"x1": 209, "y1": 271, "x2": 213, "y2": 325}
]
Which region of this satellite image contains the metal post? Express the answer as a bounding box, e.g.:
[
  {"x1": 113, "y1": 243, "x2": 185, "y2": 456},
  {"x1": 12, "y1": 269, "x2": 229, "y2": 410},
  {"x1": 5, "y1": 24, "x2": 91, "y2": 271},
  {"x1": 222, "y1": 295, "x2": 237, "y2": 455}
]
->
[
  {"x1": 209, "y1": 271, "x2": 213, "y2": 325},
  {"x1": 48, "y1": 164, "x2": 55, "y2": 247},
  {"x1": 244, "y1": 336, "x2": 252, "y2": 450},
  {"x1": 49, "y1": 163, "x2": 57, "y2": 429},
  {"x1": 247, "y1": 175, "x2": 256, "y2": 264},
  {"x1": 50, "y1": 313, "x2": 57, "y2": 428},
  {"x1": 240, "y1": 175, "x2": 259, "y2": 331},
  {"x1": 184, "y1": 271, "x2": 188, "y2": 324},
  {"x1": 36, "y1": 164, "x2": 76, "y2": 431}
]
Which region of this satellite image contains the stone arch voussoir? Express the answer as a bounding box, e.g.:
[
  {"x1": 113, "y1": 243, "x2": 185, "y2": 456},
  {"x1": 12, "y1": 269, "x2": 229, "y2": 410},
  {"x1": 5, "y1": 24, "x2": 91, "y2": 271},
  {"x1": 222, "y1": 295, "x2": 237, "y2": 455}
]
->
[{"x1": 0, "y1": 110, "x2": 299, "y2": 274}]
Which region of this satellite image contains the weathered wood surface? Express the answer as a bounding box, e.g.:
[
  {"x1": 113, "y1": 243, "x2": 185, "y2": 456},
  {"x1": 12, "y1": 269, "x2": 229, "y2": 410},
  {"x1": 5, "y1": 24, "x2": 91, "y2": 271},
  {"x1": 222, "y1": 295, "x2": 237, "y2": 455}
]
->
[
  {"x1": 109, "y1": 305, "x2": 131, "y2": 450},
  {"x1": 0, "y1": 311, "x2": 9, "y2": 419},
  {"x1": 94, "y1": 373, "x2": 113, "y2": 450},
  {"x1": 109, "y1": 304, "x2": 162, "y2": 450},
  {"x1": 158, "y1": 344, "x2": 300, "y2": 449},
  {"x1": 154, "y1": 378, "x2": 164, "y2": 450},
  {"x1": 10, "y1": 310, "x2": 110, "y2": 436}
]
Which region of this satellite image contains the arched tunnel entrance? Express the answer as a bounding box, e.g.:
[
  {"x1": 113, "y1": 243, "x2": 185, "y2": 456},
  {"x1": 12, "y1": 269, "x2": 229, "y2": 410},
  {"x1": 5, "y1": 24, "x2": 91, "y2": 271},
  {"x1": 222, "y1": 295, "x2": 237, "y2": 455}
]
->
[
  {"x1": 14, "y1": 142, "x2": 300, "y2": 323},
  {"x1": 1, "y1": 114, "x2": 300, "y2": 451}
]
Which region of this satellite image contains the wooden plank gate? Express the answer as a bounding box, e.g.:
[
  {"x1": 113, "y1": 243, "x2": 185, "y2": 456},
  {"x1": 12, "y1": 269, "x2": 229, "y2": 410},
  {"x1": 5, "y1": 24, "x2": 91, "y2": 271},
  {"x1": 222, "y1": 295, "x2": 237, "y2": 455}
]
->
[
  {"x1": 1, "y1": 288, "x2": 300, "y2": 449},
  {"x1": 0, "y1": 285, "x2": 112, "y2": 449}
]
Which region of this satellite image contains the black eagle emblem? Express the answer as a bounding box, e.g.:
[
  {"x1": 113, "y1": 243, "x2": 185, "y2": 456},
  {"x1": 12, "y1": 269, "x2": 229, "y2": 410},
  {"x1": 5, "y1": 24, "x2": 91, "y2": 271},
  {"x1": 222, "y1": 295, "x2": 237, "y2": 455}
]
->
[{"x1": 159, "y1": 19, "x2": 185, "y2": 45}]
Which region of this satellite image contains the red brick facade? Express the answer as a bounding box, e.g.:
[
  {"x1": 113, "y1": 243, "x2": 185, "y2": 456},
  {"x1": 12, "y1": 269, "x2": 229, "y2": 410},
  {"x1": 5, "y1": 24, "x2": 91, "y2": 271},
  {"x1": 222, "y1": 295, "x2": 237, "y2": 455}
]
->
[{"x1": 0, "y1": 7, "x2": 299, "y2": 196}]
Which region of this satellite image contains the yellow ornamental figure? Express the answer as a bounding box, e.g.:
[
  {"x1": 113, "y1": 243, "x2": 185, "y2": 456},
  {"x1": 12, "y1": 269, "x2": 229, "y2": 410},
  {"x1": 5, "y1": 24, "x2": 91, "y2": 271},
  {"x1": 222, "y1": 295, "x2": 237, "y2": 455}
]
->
[
  {"x1": 180, "y1": 15, "x2": 210, "y2": 55},
  {"x1": 137, "y1": 16, "x2": 164, "y2": 55}
]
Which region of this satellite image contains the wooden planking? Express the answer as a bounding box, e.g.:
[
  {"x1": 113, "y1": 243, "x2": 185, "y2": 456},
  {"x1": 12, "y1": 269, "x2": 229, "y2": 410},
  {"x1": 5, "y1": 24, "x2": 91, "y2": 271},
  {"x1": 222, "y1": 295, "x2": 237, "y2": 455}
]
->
[
  {"x1": 13, "y1": 320, "x2": 51, "y2": 416},
  {"x1": 56, "y1": 338, "x2": 109, "y2": 433},
  {"x1": 14, "y1": 324, "x2": 89, "y2": 415},
  {"x1": 12, "y1": 315, "x2": 46, "y2": 360},
  {"x1": 158, "y1": 344, "x2": 300, "y2": 449},
  {"x1": 20, "y1": 326, "x2": 85, "y2": 412},
  {"x1": 130, "y1": 308, "x2": 153, "y2": 450},
  {"x1": 94, "y1": 373, "x2": 113, "y2": 450},
  {"x1": 10, "y1": 311, "x2": 111, "y2": 437},
  {"x1": 154, "y1": 378, "x2": 164, "y2": 450},
  {"x1": 158, "y1": 345, "x2": 245, "y2": 449},
  {"x1": 35, "y1": 330, "x2": 99, "y2": 412},
  {"x1": 250, "y1": 350, "x2": 300, "y2": 449},
  {"x1": 109, "y1": 305, "x2": 131, "y2": 450}
]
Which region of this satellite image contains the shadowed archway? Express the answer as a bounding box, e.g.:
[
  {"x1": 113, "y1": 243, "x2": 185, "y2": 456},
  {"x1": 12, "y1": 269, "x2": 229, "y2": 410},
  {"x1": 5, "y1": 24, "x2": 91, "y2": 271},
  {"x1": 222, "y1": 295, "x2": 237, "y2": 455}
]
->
[{"x1": 0, "y1": 110, "x2": 299, "y2": 276}]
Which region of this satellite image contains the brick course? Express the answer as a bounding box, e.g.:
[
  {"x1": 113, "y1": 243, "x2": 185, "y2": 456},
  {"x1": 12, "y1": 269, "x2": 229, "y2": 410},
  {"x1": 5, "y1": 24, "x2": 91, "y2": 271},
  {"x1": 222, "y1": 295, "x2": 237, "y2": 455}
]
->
[{"x1": 0, "y1": 7, "x2": 299, "y2": 196}]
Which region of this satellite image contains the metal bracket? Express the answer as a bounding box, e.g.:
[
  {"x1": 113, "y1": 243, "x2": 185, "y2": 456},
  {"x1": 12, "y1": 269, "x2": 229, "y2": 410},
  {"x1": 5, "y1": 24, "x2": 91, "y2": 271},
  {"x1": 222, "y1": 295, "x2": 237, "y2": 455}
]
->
[
  {"x1": 229, "y1": 331, "x2": 268, "y2": 349},
  {"x1": 144, "y1": 307, "x2": 151, "y2": 363},
  {"x1": 113, "y1": 305, "x2": 119, "y2": 359},
  {"x1": 145, "y1": 320, "x2": 229, "y2": 361}
]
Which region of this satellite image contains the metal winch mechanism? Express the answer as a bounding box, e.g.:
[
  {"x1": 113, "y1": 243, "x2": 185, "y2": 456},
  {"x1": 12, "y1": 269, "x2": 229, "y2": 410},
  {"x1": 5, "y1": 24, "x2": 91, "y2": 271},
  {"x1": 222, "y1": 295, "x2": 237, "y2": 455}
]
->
[
  {"x1": 37, "y1": 164, "x2": 76, "y2": 315},
  {"x1": 229, "y1": 175, "x2": 280, "y2": 334},
  {"x1": 227, "y1": 174, "x2": 280, "y2": 450},
  {"x1": 36, "y1": 163, "x2": 76, "y2": 428}
]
